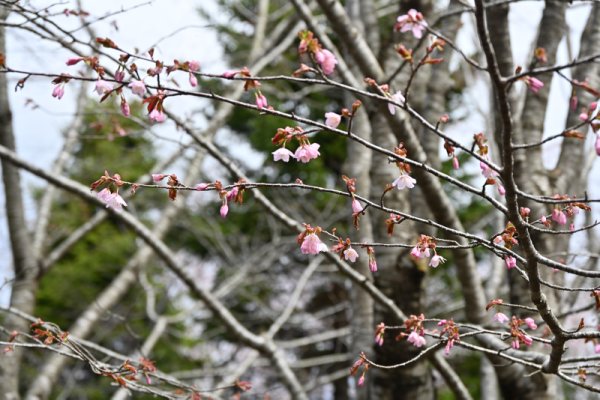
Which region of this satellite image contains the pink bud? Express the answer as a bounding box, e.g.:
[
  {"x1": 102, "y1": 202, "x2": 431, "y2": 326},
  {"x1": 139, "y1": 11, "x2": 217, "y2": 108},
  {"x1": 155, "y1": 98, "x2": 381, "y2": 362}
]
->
[
  {"x1": 497, "y1": 184, "x2": 506, "y2": 196},
  {"x1": 579, "y1": 112, "x2": 589, "y2": 122},
  {"x1": 452, "y1": 156, "x2": 459, "y2": 170},
  {"x1": 66, "y1": 57, "x2": 82, "y2": 66},
  {"x1": 220, "y1": 203, "x2": 229, "y2": 218},
  {"x1": 52, "y1": 84, "x2": 65, "y2": 99},
  {"x1": 504, "y1": 256, "x2": 517, "y2": 270},
  {"x1": 152, "y1": 174, "x2": 167, "y2": 182},
  {"x1": 520, "y1": 207, "x2": 531, "y2": 218},
  {"x1": 195, "y1": 183, "x2": 209, "y2": 191},
  {"x1": 120, "y1": 99, "x2": 130, "y2": 117},
  {"x1": 255, "y1": 93, "x2": 268, "y2": 110},
  {"x1": 189, "y1": 72, "x2": 198, "y2": 87},
  {"x1": 222, "y1": 70, "x2": 239, "y2": 79},
  {"x1": 357, "y1": 375, "x2": 365, "y2": 386},
  {"x1": 115, "y1": 71, "x2": 125, "y2": 82},
  {"x1": 369, "y1": 259, "x2": 377, "y2": 272}
]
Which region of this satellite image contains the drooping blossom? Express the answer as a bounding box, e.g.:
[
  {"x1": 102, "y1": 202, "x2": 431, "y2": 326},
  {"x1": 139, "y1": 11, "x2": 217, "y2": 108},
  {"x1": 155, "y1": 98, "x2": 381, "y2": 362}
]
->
[
  {"x1": 493, "y1": 312, "x2": 509, "y2": 324},
  {"x1": 351, "y1": 199, "x2": 363, "y2": 214},
  {"x1": 115, "y1": 71, "x2": 125, "y2": 82},
  {"x1": 220, "y1": 203, "x2": 229, "y2": 218},
  {"x1": 429, "y1": 254, "x2": 446, "y2": 268},
  {"x1": 315, "y1": 49, "x2": 338, "y2": 75},
  {"x1": 392, "y1": 174, "x2": 416, "y2": 190},
  {"x1": 300, "y1": 233, "x2": 328, "y2": 255},
  {"x1": 394, "y1": 9, "x2": 427, "y2": 39},
  {"x1": 343, "y1": 247, "x2": 359, "y2": 263},
  {"x1": 272, "y1": 147, "x2": 295, "y2": 162},
  {"x1": 357, "y1": 375, "x2": 365, "y2": 386},
  {"x1": 255, "y1": 93, "x2": 268, "y2": 109},
  {"x1": 97, "y1": 188, "x2": 127, "y2": 211},
  {"x1": 52, "y1": 84, "x2": 65, "y2": 99},
  {"x1": 407, "y1": 331, "x2": 426, "y2": 348},
  {"x1": 452, "y1": 156, "x2": 459, "y2": 170},
  {"x1": 294, "y1": 143, "x2": 321, "y2": 163},
  {"x1": 226, "y1": 187, "x2": 239, "y2": 202},
  {"x1": 411, "y1": 246, "x2": 430, "y2": 259},
  {"x1": 524, "y1": 317, "x2": 538, "y2": 330},
  {"x1": 505, "y1": 256, "x2": 517, "y2": 270},
  {"x1": 128, "y1": 80, "x2": 146, "y2": 97},
  {"x1": 149, "y1": 109, "x2": 167, "y2": 123},
  {"x1": 120, "y1": 99, "x2": 130, "y2": 117},
  {"x1": 189, "y1": 73, "x2": 198, "y2": 87},
  {"x1": 325, "y1": 112, "x2": 341, "y2": 129},
  {"x1": 525, "y1": 76, "x2": 544, "y2": 93},
  {"x1": 388, "y1": 91, "x2": 405, "y2": 115},
  {"x1": 94, "y1": 79, "x2": 114, "y2": 96},
  {"x1": 551, "y1": 209, "x2": 567, "y2": 225},
  {"x1": 369, "y1": 259, "x2": 378, "y2": 272}
]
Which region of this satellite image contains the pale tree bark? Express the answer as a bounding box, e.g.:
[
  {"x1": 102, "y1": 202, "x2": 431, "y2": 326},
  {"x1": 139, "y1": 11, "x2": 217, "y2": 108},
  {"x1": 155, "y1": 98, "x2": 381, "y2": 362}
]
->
[{"x1": 0, "y1": 8, "x2": 39, "y2": 400}]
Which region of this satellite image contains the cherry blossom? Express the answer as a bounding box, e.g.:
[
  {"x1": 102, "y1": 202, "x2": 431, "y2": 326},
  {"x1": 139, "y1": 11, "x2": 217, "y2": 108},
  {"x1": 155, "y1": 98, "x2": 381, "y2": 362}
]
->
[
  {"x1": 128, "y1": 80, "x2": 146, "y2": 97},
  {"x1": 255, "y1": 93, "x2": 268, "y2": 109},
  {"x1": 394, "y1": 9, "x2": 427, "y2": 39},
  {"x1": 505, "y1": 256, "x2": 517, "y2": 270},
  {"x1": 325, "y1": 112, "x2": 341, "y2": 129},
  {"x1": 300, "y1": 233, "x2": 328, "y2": 255},
  {"x1": 52, "y1": 84, "x2": 65, "y2": 100},
  {"x1": 97, "y1": 188, "x2": 127, "y2": 211},
  {"x1": 410, "y1": 246, "x2": 430, "y2": 259},
  {"x1": 493, "y1": 312, "x2": 509, "y2": 324},
  {"x1": 524, "y1": 317, "x2": 538, "y2": 330},
  {"x1": 525, "y1": 76, "x2": 544, "y2": 93},
  {"x1": 188, "y1": 60, "x2": 201, "y2": 72},
  {"x1": 551, "y1": 209, "x2": 567, "y2": 225},
  {"x1": 315, "y1": 49, "x2": 337, "y2": 75},
  {"x1": 343, "y1": 247, "x2": 359, "y2": 263},
  {"x1": 357, "y1": 375, "x2": 365, "y2": 386},
  {"x1": 392, "y1": 174, "x2": 416, "y2": 190},
  {"x1": 272, "y1": 147, "x2": 295, "y2": 162},
  {"x1": 149, "y1": 109, "x2": 166, "y2": 123},
  {"x1": 388, "y1": 91, "x2": 405, "y2": 115},
  {"x1": 220, "y1": 203, "x2": 229, "y2": 218},
  {"x1": 351, "y1": 199, "x2": 363, "y2": 214},
  {"x1": 94, "y1": 79, "x2": 114, "y2": 96},
  {"x1": 120, "y1": 99, "x2": 130, "y2": 117},
  {"x1": 429, "y1": 254, "x2": 446, "y2": 268},
  {"x1": 189, "y1": 73, "x2": 198, "y2": 87},
  {"x1": 294, "y1": 143, "x2": 321, "y2": 163},
  {"x1": 407, "y1": 331, "x2": 426, "y2": 348},
  {"x1": 452, "y1": 156, "x2": 459, "y2": 170}
]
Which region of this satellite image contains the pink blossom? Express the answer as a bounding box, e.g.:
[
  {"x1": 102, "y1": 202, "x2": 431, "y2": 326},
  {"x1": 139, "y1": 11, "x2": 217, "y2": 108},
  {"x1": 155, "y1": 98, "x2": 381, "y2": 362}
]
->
[
  {"x1": 222, "y1": 70, "x2": 239, "y2": 79},
  {"x1": 551, "y1": 209, "x2": 567, "y2": 225},
  {"x1": 521, "y1": 334, "x2": 533, "y2": 346},
  {"x1": 410, "y1": 246, "x2": 430, "y2": 259},
  {"x1": 315, "y1": 49, "x2": 338, "y2": 75},
  {"x1": 120, "y1": 99, "x2": 130, "y2": 117},
  {"x1": 524, "y1": 317, "x2": 537, "y2": 330},
  {"x1": 595, "y1": 135, "x2": 600, "y2": 156},
  {"x1": 351, "y1": 199, "x2": 363, "y2": 214},
  {"x1": 149, "y1": 109, "x2": 167, "y2": 123},
  {"x1": 497, "y1": 184, "x2": 506, "y2": 196},
  {"x1": 392, "y1": 174, "x2": 416, "y2": 190},
  {"x1": 294, "y1": 143, "x2": 321, "y2": 163},
  {"x1": 97, "y1": 188, "x2": 127, "y2": 211},
  {"x1": 115, "y1": 71, "x2": 125, "y2": 82},
  {"x1": 394, "y1": 9, "x2": 428, "y2": 39},
  {"x1": 220, "y1": 203, "x2": 229, "y2": 218},
  {"x1": 195, "y1": 183, "x2": 209, "y2": 191},
  {"x1": 52, "y1": 84, "x2": 65, "y2": 99},
  {"x1": 255, "y1": 93, "x2": 268, "y2": 109},
  {"x1": 344, "y1": 247, "x2": 359, "y2": 263},
  {"x1": 189, "y1": 73, "x2": 198, "y2": 87},
  {"x1": 445, "y1": 340, "x2": 454, "y2": 355},
  {"x1": 325, "y1": 112, "x2": 342, "y2": 129},
  {"x1": 388, "y1": 91, "x2": 405, "y2": 115},
  {"x1": 429, "y1": 254, "x2": 446, "y2": 268},
  {"x1": 272, "y1": 147, "x2": 295, "y2": 162},
  {"x1": 480, "y1": 160, "x2": 496, "y2": 179},
  {"x1": 152, "y1": 174, "x2": 167, "y2": 182},
  {"x1": 94, "y1": 79, "x2": 114, "y2": 96},
  {"x1": 512, "y1": 338, "x2": 520, "y2": 349},
  {"x1": 128, "y1": 80, "x2": 146, "y2": 97},
  {"x1": 579, "y1": 112, "x2": 590, "y2": 122},
  {"x1": 505, "y1": 256, "x2": 517, "y2": 270},
  {"x1": 407, "y1": 331, "x2": 426, "y2": 348},
  {"x1": 300, "y1": 233, "x2": 328, "y2": 255},
  {"x1": 226, "y1": 187, "x2": 239, "y2": 201},
  {"x1": 369, "y1": 258, "x2": 378, "y2": 272},
  {"x1": 188, "y1": 60, "x2": 201, "y2": 72},
  {"x1": 493, "y1": 312, "x2": 509, "y2": 324},
  {"x1": 66, "y1": 57, "x2": 82, "y2": 66},
  {"x1": 520, "y1": 207, "x2": 531, "y2": 218},
  {"x1": 526, "y1": 76, "x2": 544, "y2": 93},
  {"x1": 452, "y1": 156, "x2": 459, "y2": 170}
]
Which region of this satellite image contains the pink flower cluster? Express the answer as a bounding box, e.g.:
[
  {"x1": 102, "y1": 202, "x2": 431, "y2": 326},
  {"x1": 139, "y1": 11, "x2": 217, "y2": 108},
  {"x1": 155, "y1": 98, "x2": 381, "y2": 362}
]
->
[
  {"x1": 97, "y1": 188, "x2": 127, "y2": 211},
  {"x1": 394, "y1": 9, "x2": 428, "y2": 39},
  {"x1": 272, "y1": 143, "x2": 320, "y2": 164},
  {"x1": 315, "y1": 49, "x2": 338, "y2": 75}
]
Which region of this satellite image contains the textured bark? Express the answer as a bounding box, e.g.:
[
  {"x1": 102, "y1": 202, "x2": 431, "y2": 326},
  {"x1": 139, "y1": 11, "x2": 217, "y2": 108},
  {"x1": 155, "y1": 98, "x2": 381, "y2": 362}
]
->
[{"x1": 0, "y1": 8, "x2": 39, "y2": 400}]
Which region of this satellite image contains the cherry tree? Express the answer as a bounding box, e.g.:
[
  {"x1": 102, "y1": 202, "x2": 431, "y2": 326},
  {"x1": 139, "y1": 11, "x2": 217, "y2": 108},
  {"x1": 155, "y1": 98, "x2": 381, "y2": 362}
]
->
[{"x1": 1, "y1": 0, "x2": 600, "y2": 399}]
